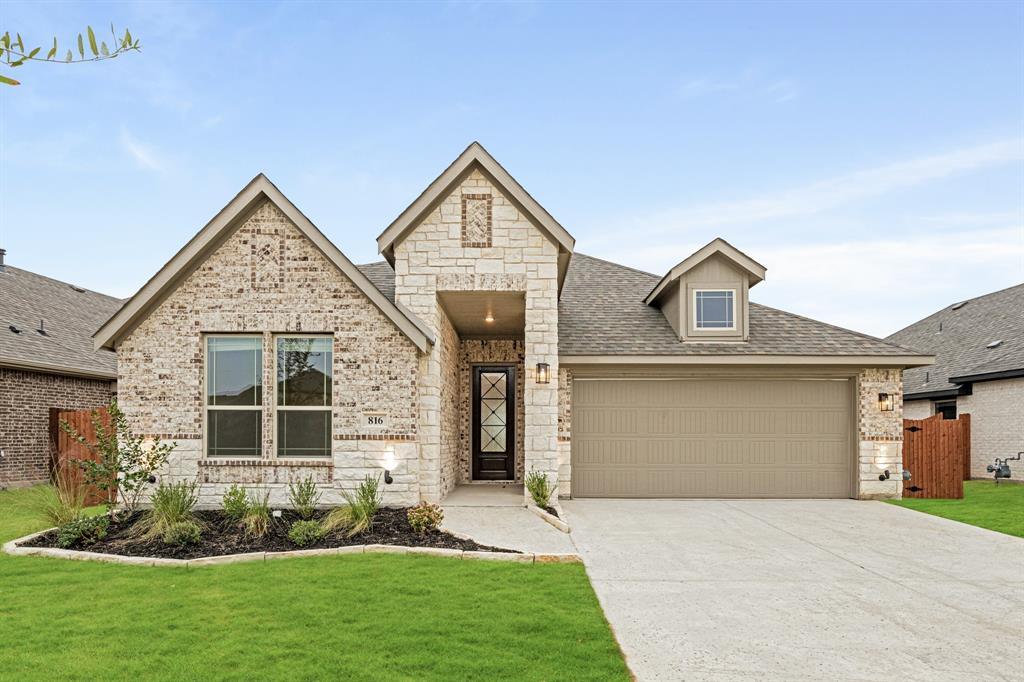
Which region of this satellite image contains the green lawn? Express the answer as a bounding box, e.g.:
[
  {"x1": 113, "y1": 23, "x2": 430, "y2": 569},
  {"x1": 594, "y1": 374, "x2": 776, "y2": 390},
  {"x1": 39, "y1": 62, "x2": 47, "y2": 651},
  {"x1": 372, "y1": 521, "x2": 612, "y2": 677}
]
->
[
  {"x1": 888, "y1": 480, "x2": 1024, "y2": 538},
  {"x1": 0, "y1": 487, "x2": 628, "y2": 681}
]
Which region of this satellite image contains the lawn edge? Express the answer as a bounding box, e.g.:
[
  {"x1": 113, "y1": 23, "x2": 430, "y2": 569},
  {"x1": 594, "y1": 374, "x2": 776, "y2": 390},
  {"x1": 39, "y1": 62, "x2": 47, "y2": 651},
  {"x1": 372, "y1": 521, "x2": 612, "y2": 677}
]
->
[{"x1": 3, "y1": 529, "x2": 582, "y2": 566}]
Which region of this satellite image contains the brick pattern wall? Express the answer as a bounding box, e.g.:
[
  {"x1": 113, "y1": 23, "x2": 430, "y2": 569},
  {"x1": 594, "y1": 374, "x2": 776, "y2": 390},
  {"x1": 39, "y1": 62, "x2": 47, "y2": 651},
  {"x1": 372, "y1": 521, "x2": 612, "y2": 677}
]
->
[
  {"x1": 458, "y1": 339, "x2": 525, "y2": 483},
  {"x1": 0, "y1": 368, "x2": 114, "y2": 487},
  {"x1": 118, "y1": 200, "x2": 422, "y2": 506},
  {"x1": 437, "y1": 309, "x2": 461, "y2": 496},
  {"x1": 856, "y1": 368, "x2": 904, "y2": 499},
  {"x1": 556, "y1": 368, "x2": 572, "y2": 497},
  {"x1": 393, "y1": 169, "x2": 560, "y2": 502},
  {"x1": 959, "y1": 378, "x2": 1024, "y2": 481}
]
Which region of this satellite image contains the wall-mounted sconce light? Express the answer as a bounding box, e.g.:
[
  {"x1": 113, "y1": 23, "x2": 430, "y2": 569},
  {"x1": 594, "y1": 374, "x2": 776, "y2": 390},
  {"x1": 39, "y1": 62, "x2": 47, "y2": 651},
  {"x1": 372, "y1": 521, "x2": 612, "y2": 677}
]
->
[
  {"x1": 878, "y1": 393, "x2": 894, "y2": 412},
  {"x1": 535, "y1": 362, "x2": 550, "y2": 384}
]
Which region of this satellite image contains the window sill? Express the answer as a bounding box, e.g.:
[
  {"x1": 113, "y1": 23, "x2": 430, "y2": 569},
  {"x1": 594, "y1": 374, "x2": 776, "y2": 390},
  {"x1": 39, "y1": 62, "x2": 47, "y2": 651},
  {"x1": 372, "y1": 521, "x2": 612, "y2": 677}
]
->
[
  {"x1": 198, "y1": 459, "x2": 333, "y2": 484},
  {"x1": 200, "y1": 459, "x2": 333, "y2": 467}
]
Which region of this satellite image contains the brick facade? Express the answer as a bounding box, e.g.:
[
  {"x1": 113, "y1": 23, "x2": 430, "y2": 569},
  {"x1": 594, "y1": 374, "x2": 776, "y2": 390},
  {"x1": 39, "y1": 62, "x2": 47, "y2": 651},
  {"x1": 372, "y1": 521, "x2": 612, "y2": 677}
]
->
[
  {"x1": 856, "y1": 368, "x2": 904, "y2": 499},
  {"x1": 118, "y1": 200, "x2": 422, "y2": 507},
  {"x1": 0, "y1": 368, "x2": 114, "y2": 488}
]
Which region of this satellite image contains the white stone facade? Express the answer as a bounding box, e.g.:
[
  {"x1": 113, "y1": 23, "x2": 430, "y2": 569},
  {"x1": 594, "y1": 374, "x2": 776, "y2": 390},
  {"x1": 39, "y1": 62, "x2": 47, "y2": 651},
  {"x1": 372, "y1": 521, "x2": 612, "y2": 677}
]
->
[
  {"x1": 855, "y1": 368, "x2": 904, "y2": 499},
  {"x1": 392, "y1": 169, "x2": 560, "y2": 502}
]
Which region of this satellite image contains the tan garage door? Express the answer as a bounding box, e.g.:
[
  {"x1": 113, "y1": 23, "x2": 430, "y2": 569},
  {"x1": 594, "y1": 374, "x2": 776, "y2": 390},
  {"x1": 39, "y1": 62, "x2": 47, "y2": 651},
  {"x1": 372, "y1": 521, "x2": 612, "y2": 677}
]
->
[{"x1": 572, "y1": 378, "x2": 853, "y2": 498}]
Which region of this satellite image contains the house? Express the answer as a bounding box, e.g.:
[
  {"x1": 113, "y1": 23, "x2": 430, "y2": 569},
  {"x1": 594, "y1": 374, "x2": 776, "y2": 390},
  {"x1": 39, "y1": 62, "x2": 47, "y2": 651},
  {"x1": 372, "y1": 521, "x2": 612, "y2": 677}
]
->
[
  {"x1": 887, "y1": 284, "x2": 1024, "y2": 480},
  {"x1": 0, "y1": 250, "x2": 120, "y2": 488},
  {"x1": 94, "y1": 143, "x2": 933, "y2": 506}
]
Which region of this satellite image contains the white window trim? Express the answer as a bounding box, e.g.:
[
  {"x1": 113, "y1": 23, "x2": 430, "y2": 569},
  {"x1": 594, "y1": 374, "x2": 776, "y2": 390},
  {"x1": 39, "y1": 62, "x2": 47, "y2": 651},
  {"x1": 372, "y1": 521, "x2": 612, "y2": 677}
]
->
[
  {"x1": 273, "y1": 333, "x2": 334, "y2": 459},
  {"x1": 204, "y1": 334, "x2": 263, "y2": 459},
  {"x1": 692, "y1": 288, "x2": 737, "y2": 331}
]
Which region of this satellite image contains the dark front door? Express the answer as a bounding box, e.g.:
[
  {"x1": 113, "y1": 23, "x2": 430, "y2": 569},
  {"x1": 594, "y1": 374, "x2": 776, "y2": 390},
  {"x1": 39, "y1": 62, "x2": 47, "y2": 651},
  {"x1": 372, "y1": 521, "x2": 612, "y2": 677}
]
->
[{"x1": 472, "y1": 366, "x2": 515, "y2": 480}]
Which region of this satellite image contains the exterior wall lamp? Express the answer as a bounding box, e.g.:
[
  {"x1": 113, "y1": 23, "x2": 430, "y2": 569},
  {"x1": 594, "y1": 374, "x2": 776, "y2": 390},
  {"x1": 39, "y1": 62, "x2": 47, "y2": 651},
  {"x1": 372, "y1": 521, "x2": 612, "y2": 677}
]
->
[
  {"x1": 878, "y1": 393, "x2": 894, "y2": 411},
  {"x1": 535, "y1": 362, "x2": 550, "y2": 384}
]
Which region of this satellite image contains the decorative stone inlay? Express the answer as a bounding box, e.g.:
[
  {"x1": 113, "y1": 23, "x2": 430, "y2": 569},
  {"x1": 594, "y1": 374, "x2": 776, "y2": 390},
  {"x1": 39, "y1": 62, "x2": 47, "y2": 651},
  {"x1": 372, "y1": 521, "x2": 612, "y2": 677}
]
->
[
  {"x1": 461, "y1": 194, "x2": 492, "y2": 248},
  {"x1": 251, "y1": 230, "x2": 284, "y2": 291}
]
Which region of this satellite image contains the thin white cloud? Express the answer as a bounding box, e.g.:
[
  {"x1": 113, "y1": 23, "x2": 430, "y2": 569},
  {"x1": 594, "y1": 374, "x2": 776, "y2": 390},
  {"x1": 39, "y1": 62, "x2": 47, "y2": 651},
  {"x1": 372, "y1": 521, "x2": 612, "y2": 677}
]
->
[
  {"x1": 606, "y1": 138, "x2": 1024, "y2": 237},
  {"x1": 119, "y1": 129, "x2": 164, "y2": 171},
  {"x1": 675, "y1": 69, "x2": 799, "y2": 103}
]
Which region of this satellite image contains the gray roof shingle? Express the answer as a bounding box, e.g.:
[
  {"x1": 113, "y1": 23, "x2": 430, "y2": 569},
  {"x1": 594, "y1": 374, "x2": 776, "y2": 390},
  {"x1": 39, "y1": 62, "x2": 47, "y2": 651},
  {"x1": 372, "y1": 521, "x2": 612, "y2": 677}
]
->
[
  {"x1": 0, "y1": 266, "x2": 121, "y2": 378},
  {"x1": 886, "y1": 283, "x2": 1024, "y2": 396},
  {"x1": 359, "y1": 254, "x2": 922, "y2": 358}
]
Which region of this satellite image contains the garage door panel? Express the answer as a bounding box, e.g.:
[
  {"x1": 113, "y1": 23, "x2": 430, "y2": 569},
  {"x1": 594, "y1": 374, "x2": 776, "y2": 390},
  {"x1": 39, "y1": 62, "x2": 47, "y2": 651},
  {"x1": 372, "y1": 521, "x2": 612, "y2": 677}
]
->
[{"x1": 572, "y1": 379, "x2": 852, "y2": 498}]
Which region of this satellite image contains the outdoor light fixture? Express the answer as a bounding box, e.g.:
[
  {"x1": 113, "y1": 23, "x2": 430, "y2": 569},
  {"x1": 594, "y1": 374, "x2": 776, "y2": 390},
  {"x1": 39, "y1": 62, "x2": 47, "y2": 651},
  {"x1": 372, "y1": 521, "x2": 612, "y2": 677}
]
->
[
  {"x1": 878, "y1": 469, "x2": 891, "y2": 481},
  {"x1": 484, "y1": 313, "x2": 495, "y2": 323},
  {"x1": 536, "y1": 362, "x2": 550, "y2": 384},
  {"x1": 878, "y1": 393, "x2": 894, "y2": 411}
]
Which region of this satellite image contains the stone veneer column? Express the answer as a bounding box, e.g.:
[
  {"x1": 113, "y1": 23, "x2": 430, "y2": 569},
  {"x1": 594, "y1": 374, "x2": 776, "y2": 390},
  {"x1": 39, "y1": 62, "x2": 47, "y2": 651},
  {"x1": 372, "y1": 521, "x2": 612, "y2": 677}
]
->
[
  {"x1": 856, "y1": 368, "x2": 904, "y2": 499},
  {"x1": 523, "y1": 255, "x2": 560, "y2": 492}
]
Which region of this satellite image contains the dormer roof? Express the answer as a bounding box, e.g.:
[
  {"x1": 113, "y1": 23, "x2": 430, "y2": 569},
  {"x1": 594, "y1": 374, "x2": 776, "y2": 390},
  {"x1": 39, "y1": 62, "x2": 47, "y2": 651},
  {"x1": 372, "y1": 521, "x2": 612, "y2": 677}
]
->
[{"x1": 644, "y1": 238, "x2": 766, "y2": 306}]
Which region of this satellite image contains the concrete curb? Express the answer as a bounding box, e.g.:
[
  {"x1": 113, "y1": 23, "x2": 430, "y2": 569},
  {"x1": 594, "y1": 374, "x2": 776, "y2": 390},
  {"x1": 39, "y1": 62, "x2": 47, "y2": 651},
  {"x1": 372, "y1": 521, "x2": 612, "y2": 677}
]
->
[
  {"x1": 526, "y1": 503, "x2": 571, "y2": 533},
  {"x1": 3, "y1": 531, "x2": 581, "y2": 567}
]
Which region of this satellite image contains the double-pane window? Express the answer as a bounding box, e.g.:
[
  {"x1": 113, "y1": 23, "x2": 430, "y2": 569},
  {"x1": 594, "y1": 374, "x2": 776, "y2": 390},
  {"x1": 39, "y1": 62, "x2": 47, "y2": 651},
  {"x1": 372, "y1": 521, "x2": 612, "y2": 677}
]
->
[
  {"x1": 276, "y1": 336, "x2": 332, "y2": 458},
  {"x1": 206, "y1": 336, "x2": 263, "y2": 458}
]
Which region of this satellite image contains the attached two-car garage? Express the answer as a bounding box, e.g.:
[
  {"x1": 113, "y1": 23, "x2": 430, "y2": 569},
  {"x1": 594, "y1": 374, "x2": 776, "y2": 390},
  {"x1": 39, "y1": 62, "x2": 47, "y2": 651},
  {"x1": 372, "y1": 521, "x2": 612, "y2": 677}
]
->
[{"x1": 571, "y1": 377, "x2": 854, "y2": 498}]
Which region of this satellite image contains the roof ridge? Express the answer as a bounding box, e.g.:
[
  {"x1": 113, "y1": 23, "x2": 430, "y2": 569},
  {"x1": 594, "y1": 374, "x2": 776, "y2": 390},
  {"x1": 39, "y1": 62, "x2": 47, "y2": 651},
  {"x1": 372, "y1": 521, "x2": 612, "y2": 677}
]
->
[
  {"x1": 751, "y1": 301, "x2": 926, "y2": 355},
  {"x1": 886, "y1": 281, "x2": 1024, "y2": 338},
  {"x1": 3, "y1": 265, "x2": 122, "y2": 303}
]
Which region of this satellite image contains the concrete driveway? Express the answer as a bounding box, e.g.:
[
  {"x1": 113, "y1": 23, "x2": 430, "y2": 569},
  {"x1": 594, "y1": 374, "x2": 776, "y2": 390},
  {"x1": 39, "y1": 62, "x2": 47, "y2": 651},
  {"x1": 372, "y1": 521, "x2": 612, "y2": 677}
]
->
[{"x1": 562, "y1": 499, "x2": 1024, "y2": 682}]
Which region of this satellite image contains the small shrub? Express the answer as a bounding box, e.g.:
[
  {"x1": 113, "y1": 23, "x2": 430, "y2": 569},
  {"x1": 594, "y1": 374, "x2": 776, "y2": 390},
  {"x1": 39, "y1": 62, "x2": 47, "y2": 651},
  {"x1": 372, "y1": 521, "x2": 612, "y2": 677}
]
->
[
  {"x1": 29, "y1": 457, "x2": 86, "y2": 527},
  {"x1": 324, "y1": 474, "x2": 382, "y2": 537},
  {"x1": 242, "y1": 491, "x2": 271, "y2": 539},
  {"x1": 222, "y1": 485, "x2": 248, "y2": 521},
  {"x1": 407, "y1": 502, "x2": 444, "y2": 534},
  {"x1": 288, "y1": 519, "x2": 325, "y2": 547},
  {"x1": 163, "y1": 520, "x2": 202, "y2": 546},
  {"x1": 137, "y1": 480, "x2": 199, "y2": 540},
  {"x1": 525, "y1": 470, "x2": 556, "y2": 508},
  {"x1": 56, "y1": 515, "x2": 110, "y2": 548},
  {"x1": 287, "y1": 476, "x2": 322, "y2": 520}
]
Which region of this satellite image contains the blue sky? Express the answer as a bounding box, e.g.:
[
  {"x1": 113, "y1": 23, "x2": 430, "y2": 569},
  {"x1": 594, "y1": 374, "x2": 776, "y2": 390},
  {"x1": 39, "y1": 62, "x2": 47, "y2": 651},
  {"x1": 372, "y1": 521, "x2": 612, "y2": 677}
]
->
[{"x1": 1, "y1": 0, "x2": 1021, "y2": 337}]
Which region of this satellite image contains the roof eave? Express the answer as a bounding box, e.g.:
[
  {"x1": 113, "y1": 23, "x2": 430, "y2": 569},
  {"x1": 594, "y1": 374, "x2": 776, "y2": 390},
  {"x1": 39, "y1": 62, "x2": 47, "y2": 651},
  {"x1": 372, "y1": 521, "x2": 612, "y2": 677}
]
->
[
  {"x1": 644, "y1": 238, "x2": 767, "y2": 305},
  {"x1": 1, "y1": 358, "x2": 117, "y2": 381},
  {"x1": 948, "y1": 367, "x2": 1024, "y2": 384},
  {"x1": 559, "y1": 354, "x2": 935, "y2": 367}
]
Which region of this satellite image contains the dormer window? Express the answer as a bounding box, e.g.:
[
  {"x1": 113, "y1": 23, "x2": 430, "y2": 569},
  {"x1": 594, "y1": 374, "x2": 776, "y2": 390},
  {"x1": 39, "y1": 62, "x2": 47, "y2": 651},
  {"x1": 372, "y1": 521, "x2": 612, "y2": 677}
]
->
[{"x1": 694, "y1": 289, "x2": 735, "y2": 330}]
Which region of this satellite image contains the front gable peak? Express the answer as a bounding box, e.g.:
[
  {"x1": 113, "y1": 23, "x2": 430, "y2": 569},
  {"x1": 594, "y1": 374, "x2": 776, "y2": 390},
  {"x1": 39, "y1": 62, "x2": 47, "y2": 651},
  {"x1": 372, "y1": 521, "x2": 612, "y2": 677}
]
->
[
  {"x1": 376, "y1": 142, "x2": 575, "y2": 288},
  {"x1": 94, "y1": 174, "x2": 433, "y2": 352}
]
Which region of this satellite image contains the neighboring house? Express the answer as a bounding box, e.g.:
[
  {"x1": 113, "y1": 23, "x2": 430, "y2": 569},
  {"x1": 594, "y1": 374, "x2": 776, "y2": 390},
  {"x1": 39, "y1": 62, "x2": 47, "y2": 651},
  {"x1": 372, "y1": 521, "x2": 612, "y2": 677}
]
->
[
  {"x1": 0, "y1": 250, "x2": 120, "y2": 488},
  {"x1": 887, "y1": 284, "x2": 1024, "y2": 480},
  {"x1": 94, "y1": 143, "x2": 932, "y2": 507}
]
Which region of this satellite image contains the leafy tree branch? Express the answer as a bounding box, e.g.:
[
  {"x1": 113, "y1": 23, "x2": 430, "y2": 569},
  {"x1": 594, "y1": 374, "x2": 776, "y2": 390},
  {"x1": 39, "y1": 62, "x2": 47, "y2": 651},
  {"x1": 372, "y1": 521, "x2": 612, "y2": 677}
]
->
[{"x1": 1, "y1": 24, "x2": 140, "y2": 86}]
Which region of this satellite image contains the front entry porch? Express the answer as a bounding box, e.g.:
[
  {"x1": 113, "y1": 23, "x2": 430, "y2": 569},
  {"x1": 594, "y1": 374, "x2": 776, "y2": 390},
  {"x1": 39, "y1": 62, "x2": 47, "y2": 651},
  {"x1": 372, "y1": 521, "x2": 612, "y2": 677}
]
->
[
  {"x1": 440, "y1": 484, "x2": 575, "y2": 555},
  {"x1": 442, "y1": 483, "x2": 524, "y2": 507}
]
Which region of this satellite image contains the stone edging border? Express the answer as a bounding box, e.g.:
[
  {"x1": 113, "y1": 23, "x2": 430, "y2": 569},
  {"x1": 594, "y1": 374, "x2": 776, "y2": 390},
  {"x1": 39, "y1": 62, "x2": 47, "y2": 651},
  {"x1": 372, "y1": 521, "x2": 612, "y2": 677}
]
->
[
  {"x1": 2, "y1": 530, "x2": 581, "y2": 567},
  {"x1": 527, "y1": 503, "x2": 571, "y2": 533}
]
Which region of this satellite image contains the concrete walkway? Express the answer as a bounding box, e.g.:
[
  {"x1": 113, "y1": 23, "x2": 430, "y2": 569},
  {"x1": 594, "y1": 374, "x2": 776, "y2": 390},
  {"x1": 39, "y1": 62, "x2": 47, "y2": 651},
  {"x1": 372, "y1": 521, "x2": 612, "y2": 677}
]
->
[
  {"x1": 441, "y1": 485, "x2": 576, "y2": 555},
  {"x1": 563, "y1": 499, "x2": 1024, "y2": 682}
]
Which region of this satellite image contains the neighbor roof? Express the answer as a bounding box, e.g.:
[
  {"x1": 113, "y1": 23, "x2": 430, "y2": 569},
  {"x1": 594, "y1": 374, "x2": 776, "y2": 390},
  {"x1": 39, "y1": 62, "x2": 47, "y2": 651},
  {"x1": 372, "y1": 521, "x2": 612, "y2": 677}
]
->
[
  {"x1": 887, "y1": 283, "x2": 1024, "y2": 397},
  {"x1": 94, "y1": 174, "x2": 434, "y2": 353},
  {"x1": 359, "y1": 254, "x2": 930, "y2": 363},
  {"x1": 0, "y1": 265, "x2": 120, "y2": 379},
  {"x1": 375, "y1": 142, "x2": 575, "y2": 290}
]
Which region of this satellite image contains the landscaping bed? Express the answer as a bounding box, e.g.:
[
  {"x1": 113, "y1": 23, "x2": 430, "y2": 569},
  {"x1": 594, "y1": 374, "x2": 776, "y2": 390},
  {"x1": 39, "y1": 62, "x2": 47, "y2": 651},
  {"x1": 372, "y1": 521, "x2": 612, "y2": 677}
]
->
[{"x1": 21, "y1": 507, "x2": 513, "y2": 559}]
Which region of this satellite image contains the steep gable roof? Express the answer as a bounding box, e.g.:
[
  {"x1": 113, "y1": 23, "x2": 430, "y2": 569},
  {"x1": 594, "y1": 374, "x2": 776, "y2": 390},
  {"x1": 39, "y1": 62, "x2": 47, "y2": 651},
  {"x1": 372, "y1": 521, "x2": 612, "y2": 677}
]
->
[
  {"x1": 645, "y1": 238, "x2": 767, "y2": 305},
  {"x1": 376, "y1": 142, "x2": 575, "y2": 290},
  {"x1": 887, "y1": 283, "x2": 1024, "y2": 397},
  {"x1": 0, "y1": 264, "x2": 120, "y2": 379},
  {"x1": 94, "y1": 175, "x2": 434, "y2": 352}
]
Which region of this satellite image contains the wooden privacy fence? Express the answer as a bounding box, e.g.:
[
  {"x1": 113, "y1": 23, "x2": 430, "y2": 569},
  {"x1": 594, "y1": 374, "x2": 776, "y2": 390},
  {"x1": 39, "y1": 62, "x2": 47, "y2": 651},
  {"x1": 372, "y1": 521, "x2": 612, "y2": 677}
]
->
[
  {"x1": 902, "y1": 413, "x2": 971, "y2": 499},
  {"x1": 49, "y1": 406, "x2": 112, "y2": 507}
]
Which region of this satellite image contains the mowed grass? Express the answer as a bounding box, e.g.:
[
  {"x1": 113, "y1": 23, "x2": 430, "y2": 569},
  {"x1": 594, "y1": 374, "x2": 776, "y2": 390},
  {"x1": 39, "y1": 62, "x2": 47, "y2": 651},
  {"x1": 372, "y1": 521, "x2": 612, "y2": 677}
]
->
[
  {"x1": 0, "y1": 487, "x2": 628, "y2": 681},
  {"x1": 888, "y1": 480, "x2": 1024, "y2": 538}
]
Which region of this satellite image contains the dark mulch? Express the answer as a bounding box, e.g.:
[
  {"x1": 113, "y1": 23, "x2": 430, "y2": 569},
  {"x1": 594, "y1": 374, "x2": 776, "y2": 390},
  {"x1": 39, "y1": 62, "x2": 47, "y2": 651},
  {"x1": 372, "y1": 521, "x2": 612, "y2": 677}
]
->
[
  {"x1": 543, "y1": 506, "x2": 559, "y2": 518},
  {"x1": 23, "y1": 507, "x2": 516, "y2": 560}
]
